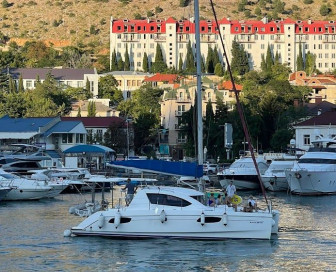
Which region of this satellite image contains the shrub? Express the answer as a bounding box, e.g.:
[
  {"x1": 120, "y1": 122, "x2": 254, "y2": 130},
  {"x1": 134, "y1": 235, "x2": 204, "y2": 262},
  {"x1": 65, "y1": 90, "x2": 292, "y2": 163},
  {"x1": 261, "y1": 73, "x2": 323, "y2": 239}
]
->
[
  {"x1": 303, "y1": 0, "x2": 313, "y2": 4},
  {"x1": 320, "y1": 4, "x2": 331, "y2": 16}
]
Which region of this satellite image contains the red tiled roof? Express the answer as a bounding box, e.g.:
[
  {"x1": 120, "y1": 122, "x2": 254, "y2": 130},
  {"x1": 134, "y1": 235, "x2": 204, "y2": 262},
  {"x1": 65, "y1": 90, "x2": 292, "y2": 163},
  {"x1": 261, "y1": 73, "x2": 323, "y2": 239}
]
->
[
  {"x1": 61, "y1": 117, "x2": 126, "y2": 128},
  {"x1": 218, "y1": 81, "x2": 242, "y2": 91},
  {"x1": 144, "y1": 73, "x2": 179, "y2": 83}
]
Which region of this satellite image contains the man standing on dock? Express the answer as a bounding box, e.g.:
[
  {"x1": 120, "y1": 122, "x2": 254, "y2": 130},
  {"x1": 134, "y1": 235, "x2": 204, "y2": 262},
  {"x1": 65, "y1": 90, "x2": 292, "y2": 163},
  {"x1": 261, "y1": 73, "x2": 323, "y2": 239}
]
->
[{"x1": 123, "y1": 178, "x2": 137, "y2": 206}]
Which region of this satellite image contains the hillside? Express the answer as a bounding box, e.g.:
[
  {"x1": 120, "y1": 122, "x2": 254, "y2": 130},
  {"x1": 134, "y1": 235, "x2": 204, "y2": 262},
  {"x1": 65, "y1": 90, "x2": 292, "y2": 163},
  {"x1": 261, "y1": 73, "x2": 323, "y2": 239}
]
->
[{"x1": 0, "y1": 0, "x2": 333, "y2": 53}]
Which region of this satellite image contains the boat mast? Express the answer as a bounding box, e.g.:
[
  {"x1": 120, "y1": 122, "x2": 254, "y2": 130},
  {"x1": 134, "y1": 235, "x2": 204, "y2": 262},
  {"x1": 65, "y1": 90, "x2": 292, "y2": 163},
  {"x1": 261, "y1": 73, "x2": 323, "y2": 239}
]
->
[
  {"x1": 194, "y1": 0, "x2": 204, "y2": 191},
  {"x1": 209, "y1": 0, "x2": 269, "y2": 207}
]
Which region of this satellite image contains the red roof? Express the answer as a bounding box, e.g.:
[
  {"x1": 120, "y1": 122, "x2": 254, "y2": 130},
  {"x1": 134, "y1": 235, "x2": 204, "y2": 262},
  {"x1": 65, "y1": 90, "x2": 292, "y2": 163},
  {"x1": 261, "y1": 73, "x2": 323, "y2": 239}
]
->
[
  {"x1": 218, "y1": 81, "x2": 242, "y2": 91},
  {"x1": 144, "y1": 73, "x2": 179, "y2": 83},
  {"x1": 111, "y1": 18, "x2": 336, "y2": 35},
  {"x1": 61, "y1": 117, "x2": 126, "y2": 128}
]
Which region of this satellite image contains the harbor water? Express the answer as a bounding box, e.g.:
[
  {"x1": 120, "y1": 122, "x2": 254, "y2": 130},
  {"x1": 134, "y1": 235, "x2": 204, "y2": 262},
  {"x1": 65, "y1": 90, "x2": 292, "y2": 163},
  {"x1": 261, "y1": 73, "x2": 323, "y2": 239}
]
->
[{"x1": 1, "y1": 190, "x2": 336, "y2": 271}]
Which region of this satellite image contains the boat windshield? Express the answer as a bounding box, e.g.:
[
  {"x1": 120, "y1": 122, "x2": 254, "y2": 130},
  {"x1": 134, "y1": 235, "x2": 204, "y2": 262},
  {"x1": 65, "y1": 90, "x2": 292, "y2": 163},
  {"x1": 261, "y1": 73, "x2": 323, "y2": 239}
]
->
[
  {"x1": 147, "y1": 193, "x2": 191, "y2": 207},
  {"x1": 0, "y1": 173, "x2": 17, "y2": 179},
  {"x1": 298, "y1": 158, "x2": 336, "y2": 164}
]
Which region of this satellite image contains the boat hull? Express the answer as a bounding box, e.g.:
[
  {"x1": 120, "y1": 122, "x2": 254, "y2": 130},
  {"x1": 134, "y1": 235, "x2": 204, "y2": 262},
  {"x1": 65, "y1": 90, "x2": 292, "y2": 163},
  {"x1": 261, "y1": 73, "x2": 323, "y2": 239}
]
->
[
  {"x1": 3, "y1": 187, "x2": 55, "y2": 200},
  {"x1": 219, "y1": 175, "x2": 260, "y2": 190},
  {"x1": 286, "y1": 169, "x2": 336, "y2": 195},
  {"x1": 71, "y1": 208, "x2": 275, "y2": 240},
  {"x1": 0, "y1": 188, "x2": 12, "y2": 201},
  {"x1": 261, "y1": 176, "x2": 289, "y2": 191}
]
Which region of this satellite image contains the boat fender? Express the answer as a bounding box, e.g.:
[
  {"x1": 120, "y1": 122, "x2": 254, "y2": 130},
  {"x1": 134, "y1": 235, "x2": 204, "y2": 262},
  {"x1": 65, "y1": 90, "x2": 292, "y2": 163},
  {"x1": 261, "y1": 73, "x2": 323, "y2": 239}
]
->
[
  {"x1": 159, "y1": 210, "x2": 167, "y2": 223},
  {"x1": 64, "y1": 229, "x2": 72, "y2": 237},
  {"x1": 69, "y1": 207, "x2": 76, "y2": 214},
  {"x1": 222, "y1": 213, "x2": 228, "y2": 226},
  {"x1": 295, "y1": 172, "x2": 302, "y2": 179},
  {"x1": 98, "y1": 214, "x2": 105, "y2": 229},
  {"x1": 114, "y1": 211, "x2": 121, "y2": 228},
  {"x1": 200, "y1": 212, "x2": 205, "y2": 226}
]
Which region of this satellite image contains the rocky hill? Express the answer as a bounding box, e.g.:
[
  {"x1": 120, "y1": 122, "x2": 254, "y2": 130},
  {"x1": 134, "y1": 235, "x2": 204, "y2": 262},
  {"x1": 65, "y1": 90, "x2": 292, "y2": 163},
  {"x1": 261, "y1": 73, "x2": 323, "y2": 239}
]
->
[{"x1": 0, "y1": 0, "x2": 332, "y2": 53}]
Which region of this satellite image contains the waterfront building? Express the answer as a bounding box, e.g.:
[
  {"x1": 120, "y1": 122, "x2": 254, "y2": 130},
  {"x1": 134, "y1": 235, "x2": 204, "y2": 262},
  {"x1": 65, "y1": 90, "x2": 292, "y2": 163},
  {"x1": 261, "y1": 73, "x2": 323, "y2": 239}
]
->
[
  {"x1": 294, "y1": 110, "x2": 336, "y2": 151},
  {"x1": 68, "y1": 98, "x2": 120, "y2": 117},
  {"x1": 110, "y1": 17, "x2": 336, "y2": 74},
  {"x1": 6, "y1": 68, "x2": 99, "y2": 97}
]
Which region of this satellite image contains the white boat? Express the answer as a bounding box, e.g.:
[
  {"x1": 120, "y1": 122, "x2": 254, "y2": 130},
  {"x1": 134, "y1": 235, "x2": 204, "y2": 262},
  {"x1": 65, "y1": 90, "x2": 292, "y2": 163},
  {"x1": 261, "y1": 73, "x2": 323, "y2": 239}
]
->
[
  {"x1": 0, "y1": 170, "x2": 65, "y2": 200},
  {"x1": 176, "y1": 175, "x2": 213, "y2": 188},
  {"x1": 285, "y1": 136, "x2": 336, "y2": 195},
  {"x1": 217, "y1": 156, "x2": 269, "y2": 190},
  {"x1": 69, "y1": 186, "x2": 279, "y2": 240},
  {"x1": 261, "y1": 159, "x2": 296, "y2": 191},
  {"x1": 0, "y1": 186, "x2": 12, "y2": 201}
]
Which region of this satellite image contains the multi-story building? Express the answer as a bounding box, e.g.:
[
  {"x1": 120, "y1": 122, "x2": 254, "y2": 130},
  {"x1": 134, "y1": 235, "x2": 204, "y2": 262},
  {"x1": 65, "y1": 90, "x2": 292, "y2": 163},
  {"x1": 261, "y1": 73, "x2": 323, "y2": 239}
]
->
[
  {"x1": 7, "y1": 68, "x2": 99, "y2": 97},
  {"x1": 160, "y1": 78, "x2": 242, "y2": 159},
  {"x1": 110, "y1": 17, "x2": 336, "y2": 73}
]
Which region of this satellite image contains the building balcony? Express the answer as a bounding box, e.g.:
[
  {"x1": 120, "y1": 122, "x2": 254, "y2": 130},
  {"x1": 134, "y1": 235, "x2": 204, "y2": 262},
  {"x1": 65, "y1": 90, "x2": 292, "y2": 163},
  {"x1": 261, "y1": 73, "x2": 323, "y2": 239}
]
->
[
  {"x1": 121, "y1": 37, "x2": 140, "y2": 42},
  {"x1": 154, "y1": 35, "x2": 166, "y2": 41},
  {"x1": 176, "y1": 97, "x2": 191, "y2": 103}
]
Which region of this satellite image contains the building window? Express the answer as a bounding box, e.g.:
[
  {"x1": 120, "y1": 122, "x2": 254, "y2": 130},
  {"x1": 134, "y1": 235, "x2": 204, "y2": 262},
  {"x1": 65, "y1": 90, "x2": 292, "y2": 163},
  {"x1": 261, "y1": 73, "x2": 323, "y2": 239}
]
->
[
  {"x1": 26, "y1": 80, "x2": 32, "y2": 89},
  {"x1": 96, "y1": 129, "x2": 103, "y2": 141},
  {"x1": 76, "y1": 134, "x2": 84, "y2": 143},
  {"x1": 304, "y1": 135, "x2": 310, "y2": 145},
  {"x1": 77, "y1": 81, "x2": 83, "y2": 88},
  {"x1": 62, "y1": 134, "x2": 73, "y2": 144}
]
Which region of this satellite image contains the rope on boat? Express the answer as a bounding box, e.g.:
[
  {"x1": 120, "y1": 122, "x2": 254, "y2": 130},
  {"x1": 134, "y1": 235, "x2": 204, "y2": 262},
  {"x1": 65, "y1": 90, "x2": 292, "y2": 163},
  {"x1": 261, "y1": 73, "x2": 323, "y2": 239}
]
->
[{"x1": 208, "y1": 0, "x2": 270, "y2": 210}]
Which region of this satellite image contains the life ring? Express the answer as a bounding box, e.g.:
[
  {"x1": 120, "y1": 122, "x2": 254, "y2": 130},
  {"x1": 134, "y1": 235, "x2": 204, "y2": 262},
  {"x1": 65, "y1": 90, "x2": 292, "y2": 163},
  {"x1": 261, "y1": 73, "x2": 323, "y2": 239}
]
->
[
  {"x1": 231, "y1": 194, "x2": 242, "y2": 205},
  {"x1": 295, "y1": 172, "x2": 302, "y2": 179}
]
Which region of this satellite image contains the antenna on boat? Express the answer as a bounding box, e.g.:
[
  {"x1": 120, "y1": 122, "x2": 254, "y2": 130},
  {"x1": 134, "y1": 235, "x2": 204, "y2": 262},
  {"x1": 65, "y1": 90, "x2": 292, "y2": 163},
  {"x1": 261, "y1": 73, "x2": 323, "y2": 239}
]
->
[
  {"x1": 209, "y1": 0, "x2": 269, "y2": 208},
  {"x1": 194, "y1": 0, "x2": 205, "y2": 193}
]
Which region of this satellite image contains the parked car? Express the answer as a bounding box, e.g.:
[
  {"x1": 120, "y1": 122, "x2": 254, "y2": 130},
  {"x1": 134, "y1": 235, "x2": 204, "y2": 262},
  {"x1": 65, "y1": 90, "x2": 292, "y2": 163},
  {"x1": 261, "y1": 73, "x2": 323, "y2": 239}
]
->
[{"x1": 203, "y1": 164, "x2": 218, "y2": 174}]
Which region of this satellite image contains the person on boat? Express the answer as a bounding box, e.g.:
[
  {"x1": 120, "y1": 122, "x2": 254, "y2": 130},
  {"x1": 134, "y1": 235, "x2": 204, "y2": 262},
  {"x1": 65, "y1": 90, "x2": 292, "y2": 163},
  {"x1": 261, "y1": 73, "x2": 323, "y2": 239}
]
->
[
  {"x1": 123, "y1": 178, "x2": 137, "y2": 206},
  {"x1": 215, "y1": 194, "x2": 223, "y2": 206},
  {"x1": 244, "y1": 195, "x2": 258, "y2": 212},
  {"x1": 225, "y1": 181, "x2": 236, "y2": 205},
  {"x1": 208, "y1": 193, "x2": 215, "y2": 207}
]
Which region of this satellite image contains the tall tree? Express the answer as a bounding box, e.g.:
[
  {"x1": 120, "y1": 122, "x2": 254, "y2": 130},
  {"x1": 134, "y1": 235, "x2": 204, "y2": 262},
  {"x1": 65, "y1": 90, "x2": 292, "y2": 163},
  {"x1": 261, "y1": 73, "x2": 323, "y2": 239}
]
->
[
  {"x1": 98, "y1": 75, "x2": 123, "y2": 105},
  {"x1": 151, "y1": 44, "x2": 167, "y2": 73},
  {"x1": 206, "y1": 47, "x2": 214, "y2": 73},
  {"x1": 85, "y1": 77, "x2": 91, "y2": 93},
  {"x1": 296, "y1": 43, "x2": 304, "y2": 71},
  {"x1": 111, "y1": 49, "x2": 118, "y2": 71},
  {"x1": 117, "y1": 53, "x2": 124, "y2": 71},
  {"x1": 212, "y1": 46, "x2": 220, "y2": 68},
  {"x1": 18, "y1": 74, "x2": 24, "y2": 92},
  {"x1": 185, "y1": 40, "x2": 196, "y2": 73},
  {"x1": 265, "y1": 44, "x2": 274, "y2": 70},
  {"x1": 77, "y1": 107, "x2": 81, "y2": 117},
  {"x1": 178, "y1": 53, "x2": 183, "y2": 71},
  {"x1": 305, "y1": 51, "x2": 316, "y2": 75},
  {"x1": 124, "y1": 44, "x2": 130, "y2": 71},
  {"x1": 231, "y1": 40, "x2": 249, "y2": 75},
  {"x1": 142, "y1": 52, "x2": 149, "y2": 72}
]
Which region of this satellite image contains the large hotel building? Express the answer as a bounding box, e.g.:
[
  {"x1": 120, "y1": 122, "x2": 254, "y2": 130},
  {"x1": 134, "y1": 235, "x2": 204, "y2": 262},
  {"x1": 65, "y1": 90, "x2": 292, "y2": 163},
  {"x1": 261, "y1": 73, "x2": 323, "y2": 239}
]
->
[{"x1": 110, "y1": 17, "x2": 336, "y2": 73}]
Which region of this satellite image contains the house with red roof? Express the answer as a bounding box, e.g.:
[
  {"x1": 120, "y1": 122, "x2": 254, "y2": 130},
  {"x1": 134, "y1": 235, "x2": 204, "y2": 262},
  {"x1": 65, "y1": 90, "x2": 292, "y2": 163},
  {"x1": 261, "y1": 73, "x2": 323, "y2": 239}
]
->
[
  {"x1": 289, "y1": 71, "x2": 336, "y2": 104},
  {"x1": 144, "y1": 73, "x2": 181, "y2": 87}
]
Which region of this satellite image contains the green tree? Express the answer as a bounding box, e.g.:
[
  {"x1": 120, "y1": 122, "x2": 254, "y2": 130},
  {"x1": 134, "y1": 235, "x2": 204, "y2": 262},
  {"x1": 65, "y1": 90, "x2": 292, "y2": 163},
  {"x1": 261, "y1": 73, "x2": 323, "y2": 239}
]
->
[
  {"x1": 87, "y1": 101, "x2": 96, "y2": 117},
  {"x1": 117, "y1": 53, "x2": 124, "y2": 71},
  {"x1": 296, "y1": 43, "x2": 304, "y2": 71},
  {"x1": 178, "y1": 53, "x2": 183, "y2": 71},
  {"x1": 206, "y1": 47, "x2": 214, "y2": 73},
  {"x1": 265, "y1": 44, "x2": 273, "y2": 70},
  {"x1": 77, "y1": 107, "x2": 81, "y2": 117},
  {"x1": 151, "y1": 44, "x2": 167, "y2": 73},
  {"x1": 85, "y1": 77, "x2": 91, "y2": 93},
  {"x1": 185, "y1": 40, "x2": 196, "y2": 73},
  {"x1": 231, "y1": 40, "x2": 249, "y2": 75},
  {"x1": 111, "y1": 49, "x2": 118, "y2": 71},
  {"x1": 142, "y1": 52, "x2": 149, "y2": 72},
  {"x1": 18, "y1": 74, "x2": 24, "y2": 92},
  {"x1": 124, "y1": 45, "x2": 130, "y2": 71},
  {"x1": 214, "y1": 63, "x2": 224, "y2": 76},
  {"x1": 305, "y1": 51, "x2": 316, "y2": 75},
  {"x1": 98, "y1": 75, "x2": 123, "y2": 105},
  {"x1": 320, "y1": 4, "x2": 331, "y2": 16}
]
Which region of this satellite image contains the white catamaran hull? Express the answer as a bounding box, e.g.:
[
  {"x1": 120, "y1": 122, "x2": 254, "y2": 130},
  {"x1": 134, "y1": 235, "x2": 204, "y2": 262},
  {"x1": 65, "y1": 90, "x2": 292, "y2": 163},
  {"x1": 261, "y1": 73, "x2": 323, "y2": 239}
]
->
[{"x1": 71, "y1": 207, "x2": 278, "y2": 240}]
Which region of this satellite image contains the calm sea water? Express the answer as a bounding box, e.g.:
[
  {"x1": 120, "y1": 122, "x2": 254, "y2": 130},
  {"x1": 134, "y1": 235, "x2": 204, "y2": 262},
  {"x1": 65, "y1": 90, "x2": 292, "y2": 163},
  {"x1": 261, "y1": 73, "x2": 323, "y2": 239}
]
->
[{"x1": 1, "y1": 191, "x2": 336, "y2": 272}]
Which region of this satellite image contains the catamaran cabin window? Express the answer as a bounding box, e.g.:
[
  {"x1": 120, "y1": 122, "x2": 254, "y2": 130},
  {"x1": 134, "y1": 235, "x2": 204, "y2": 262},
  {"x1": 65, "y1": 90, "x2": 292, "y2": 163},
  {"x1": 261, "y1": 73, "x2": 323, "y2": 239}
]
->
[{"x1": 147, "y1": 193, "x2": 191, "y2": 207}]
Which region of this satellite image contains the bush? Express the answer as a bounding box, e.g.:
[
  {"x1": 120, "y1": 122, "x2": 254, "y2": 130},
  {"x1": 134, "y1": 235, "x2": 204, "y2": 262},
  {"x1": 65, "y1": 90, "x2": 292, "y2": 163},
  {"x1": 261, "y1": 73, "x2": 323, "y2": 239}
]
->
[
  {"x1": 147, "y1": 11, "x2": 154, "y2": 17},
  {"x1": 303, "y1": 0, "x2": 313, "y2": 4},
  {"x1": 320, "y1": 4, "x2": 331, "y2": 16},
  {"x1": 155, "y1": 6, "x2": 163, "y2": 13}
]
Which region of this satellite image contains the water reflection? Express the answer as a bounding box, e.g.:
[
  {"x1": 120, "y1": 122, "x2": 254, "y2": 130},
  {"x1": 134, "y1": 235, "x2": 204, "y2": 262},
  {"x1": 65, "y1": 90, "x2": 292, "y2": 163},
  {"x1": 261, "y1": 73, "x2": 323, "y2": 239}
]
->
[{"x1": 1, "y1": 193, "x2": 336, "y2": 271}]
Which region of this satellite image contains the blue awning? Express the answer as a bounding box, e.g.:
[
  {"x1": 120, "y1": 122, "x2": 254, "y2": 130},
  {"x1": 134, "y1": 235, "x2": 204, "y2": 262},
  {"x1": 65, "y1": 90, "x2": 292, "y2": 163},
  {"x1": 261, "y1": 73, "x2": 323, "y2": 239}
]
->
[
  {"x1": 63, "y1": 144, "x2": 115, "y2": 154},
  {"x1": 108, "y1": 160, "x2": 203, "y2": 178}
]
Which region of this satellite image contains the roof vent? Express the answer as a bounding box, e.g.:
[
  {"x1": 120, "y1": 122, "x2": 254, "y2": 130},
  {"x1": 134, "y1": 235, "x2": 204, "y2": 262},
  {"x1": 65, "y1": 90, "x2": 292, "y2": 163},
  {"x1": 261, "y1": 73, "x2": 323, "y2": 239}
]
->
[
  {"x1": 329, "y1": 20, "x2": 334, "y2": 24},
  {"x1": 297, "y1": 20, "x2": 302, "y2": 23},
  {"x1": 123, "y1": 19, "x2": 128, "y2": 22}
]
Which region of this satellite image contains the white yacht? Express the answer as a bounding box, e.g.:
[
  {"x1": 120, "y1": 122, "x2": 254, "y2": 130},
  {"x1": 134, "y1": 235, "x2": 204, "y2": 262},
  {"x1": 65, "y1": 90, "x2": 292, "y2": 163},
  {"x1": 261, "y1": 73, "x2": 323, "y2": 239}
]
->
[
  {"x1": 68, "y1": 186, "x2": 279, "y2": 240},
  {"x1": 0, "y1": 186, "x2": 12, "y2": 201},
  {"x1": 176, "y1": 175, "x2": 213, "y2": 188},
  {"x1": 261, "y1": 156, "x2": 296, "y2": 191},
  {"x1": 0, "y1": 170, "x2": 66, "y2": 200},
  {"x1": 217, "y1": 156, "x2": 269, "y2": 190},
  {"x1": 285, "y1": 136, "x2": 336, "y2": 195}
]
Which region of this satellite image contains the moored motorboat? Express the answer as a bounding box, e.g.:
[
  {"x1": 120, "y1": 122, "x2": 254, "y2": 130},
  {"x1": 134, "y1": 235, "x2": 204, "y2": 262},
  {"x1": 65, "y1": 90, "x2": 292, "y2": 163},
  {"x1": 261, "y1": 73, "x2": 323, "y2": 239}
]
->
[
  {"x1": 0, "y1": 186, "x2": 12, "y2": 201},
  {"x1": 285, "y1": 136, "x2": 336, "y2": 195},
  {"x1": 217, "y1": 156, "x2": 269, "y2": 190},
  {"x1": 68, "y1": 186, "x2": 279, "y2": 240}
]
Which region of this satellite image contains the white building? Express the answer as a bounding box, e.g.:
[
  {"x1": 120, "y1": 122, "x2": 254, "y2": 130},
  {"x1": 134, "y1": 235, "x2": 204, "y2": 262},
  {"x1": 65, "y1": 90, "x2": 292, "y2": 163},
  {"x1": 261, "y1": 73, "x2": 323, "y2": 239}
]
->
[{"x1": 110, "y1": 17, "x2": 336, "y2": 73}]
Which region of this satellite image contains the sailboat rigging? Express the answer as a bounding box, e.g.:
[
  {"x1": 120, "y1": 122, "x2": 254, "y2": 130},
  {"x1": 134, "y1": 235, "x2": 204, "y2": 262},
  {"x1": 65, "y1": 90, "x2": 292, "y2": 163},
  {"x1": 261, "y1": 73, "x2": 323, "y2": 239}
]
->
[{"x1": 209, "y1": 0, "x2": 269, "y2": 208}]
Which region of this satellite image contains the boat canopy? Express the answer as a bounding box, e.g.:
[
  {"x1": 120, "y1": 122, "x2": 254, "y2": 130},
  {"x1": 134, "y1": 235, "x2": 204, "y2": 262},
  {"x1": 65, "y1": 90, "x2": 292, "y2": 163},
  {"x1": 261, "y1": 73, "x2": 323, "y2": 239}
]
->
[{"x1": 108, "y1": 160, "x2": 203, "y2": 177}]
